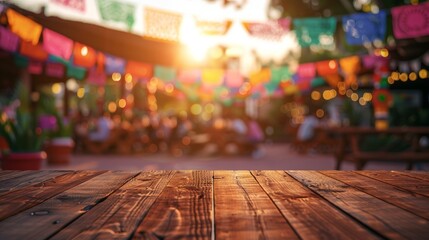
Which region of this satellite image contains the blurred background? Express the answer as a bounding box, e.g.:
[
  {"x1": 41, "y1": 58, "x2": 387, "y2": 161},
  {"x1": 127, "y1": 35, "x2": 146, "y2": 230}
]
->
[{"x1": 0, "y1": 0, "x2": 428, "y2": 170}]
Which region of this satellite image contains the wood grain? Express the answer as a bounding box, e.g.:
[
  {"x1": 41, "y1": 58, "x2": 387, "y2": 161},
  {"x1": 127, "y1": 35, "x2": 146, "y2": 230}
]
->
[
  {"x1": 288, "y1": 170, "x2": 429, "y2": 240},
  {"x1": 358, "y1": 171, "x2": 429, "y2": 197},
  {"x1": 133, "y1": 171, "x2": 212, "y2": 240},
  {"x1": 51, "y1": 171, "x2": 174, "y2": 240},
  {"x1": 0, "y1": 170, "x2": 103, "y2": 221},
  {"x1": 0, "y1": 171, "x2": 138, "y2": 240},
  {"x1": 323, "y1": 171, "x2": 429, "y2": 220},
  {"x1": 252, "y1": 170, "x2": 378, "y2": 239},
  {"x1": 214, "y1": 171, "x2": 297, "y2": 240},
  {"x1": 0, "y1": 170, "x2": 69, "y2": 196}
]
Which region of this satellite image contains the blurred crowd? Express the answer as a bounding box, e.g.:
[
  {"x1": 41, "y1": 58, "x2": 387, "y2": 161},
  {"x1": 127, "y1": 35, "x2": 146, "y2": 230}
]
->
[{"x1": 73, "y1": 111, "x2": 265, "y2": 158}]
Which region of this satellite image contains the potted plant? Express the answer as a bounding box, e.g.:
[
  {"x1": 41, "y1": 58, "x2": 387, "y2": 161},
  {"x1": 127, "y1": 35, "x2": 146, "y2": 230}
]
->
[
  {"x1": 43, "y1": 113, "x2": 74, "y2": 165},
  {"x1": 0, "y1": 110, "x2": 46, "y2": 170}
]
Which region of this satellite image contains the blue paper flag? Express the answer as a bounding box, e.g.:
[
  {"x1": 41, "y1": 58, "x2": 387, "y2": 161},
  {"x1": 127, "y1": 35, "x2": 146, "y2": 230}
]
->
[
  {"x1": 342, "y1": 10, "x2": 387, "y2": 45},
  {"x1": 105, "y1": 54, "x2": 126, "y2": 74}
]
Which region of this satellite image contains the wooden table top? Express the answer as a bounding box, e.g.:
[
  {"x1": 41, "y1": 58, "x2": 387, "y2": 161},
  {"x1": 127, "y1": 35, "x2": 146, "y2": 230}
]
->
[{"x1": 0, "y1": 170, "x2": 428, "y2": 239}]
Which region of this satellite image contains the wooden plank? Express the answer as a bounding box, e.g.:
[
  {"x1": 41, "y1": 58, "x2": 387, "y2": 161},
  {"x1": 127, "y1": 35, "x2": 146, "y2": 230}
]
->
[
  {"x1": 0, "y1": 170, "x2": 17, "y2": 178},
  {"x1": 392, "y1": 170, "x2": 429, "y2": 182},
  {"x1": 288, "y1": 170, "x2": 429, "y2": 240},
  {"x1": 133, "y1": 171, "x2": 212, "y2": 239},
  {"x1": 323, "y1": 171, "x2": 429, "y2": 220},
  {"x1": 0, "y1": 170, "x2": 104, "y2": 221},
  {"x1": 213, "y1": 171, "x2": 298, "y2": 240},
  {"x1": 50, "y1": 171, "x2": 173, "y2": 240},
  {"x1": 0, "y1": 170, "x2": 71, "y2": 196},
  {"x1": 251, "y1": 170, "x2": 378, "y2": 239},
  {"x1": 0, "y1": 171, "x2": 36, "y2": 182},
  {"x1": 0, "y1": 171, "x2": 137, "y2": 240},
  {"x1": 358, "y1": 171, "x2": 429, "y2": 198}
]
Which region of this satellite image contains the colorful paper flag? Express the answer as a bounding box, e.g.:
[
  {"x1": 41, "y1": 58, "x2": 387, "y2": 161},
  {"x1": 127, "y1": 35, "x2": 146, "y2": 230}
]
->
[
  {"x1": 293, "y1": 17, "x2": 336, "y2": 47},
  {"x1": 154, "y1": 65, "x2": 176, "y2": 83},
  {"x1": 316, "y1": 60, "x2": 338, "y2": 76},
  {"x1": 105, "y1": 54, "x2": 125, "y2": 74},
  {"x1": 224, "y1": 70, "x2": 243, "y2": 88},
  {"x1": 202, "y1": 68, "x2": 224, "y2": 86},
  {"x1": 73, "y1": 42, "x2": 96, "y2": 68},
  {"x1": 342, "y1": 10, "x2": 387, "y2": 45},
  {"x1": 177, "y1": 69, "x2": 201, "y2": 84},
  {"x1": 297, "y1": 63, "x2": 316, "y2": 79},
  {"x1": 97, "y1": 0, "x2": 135, "y2": 30},
  {"x1": 87, "y1": 68, "x2": 107, "y2": 85},
  {"x1": 196, "y1": 19, "x2": 232, "y2": 35},
  {"x1": 392, "y1": 2, "x2": 429, "y2": 39},
  {"x1": 20, "y1": 41, "x2": 48, "y2": 61},
  {"x1": 126, "y1": 60, "x2": 153, "y2": 79},
  {"x1": 51, "y1": 0, "x2": 85, "y2": 12},
  {"x1": 45, "y1": 62, "x2": 65, "y2": 78},
  {"x1": 0, "y1": 26, "x2": 19, "y2": 52},
  {"x1": 340, "y1": 56, "x2": 361, "y2": 86},
  {"x1": 362, "y1": 55, "x2": 377, "y2": 69},
  {"x1": 28, "y1": 60, "x2": 43, "y2": 75},
  {"x1": 6, "y1": 9, "x2": 42, "y2": 45},
  {"x1": 144, "y1": 7, "x2": 182, "y2": 42},
  {"x1": 13, "y1": 54, "x2": 29, "y2": 68},
  {"x1": 249, "y1": 68, "x2": 270, "y2": 85},
  {"x1": 242, "y1": 18, "x2": 291, "y2": 40},
  {"x1": 67, "y1": 64, "x2": 87, "y2": 80},
  {"x1": 43, "y1": 29, "x2": 73, "y2": 60}
]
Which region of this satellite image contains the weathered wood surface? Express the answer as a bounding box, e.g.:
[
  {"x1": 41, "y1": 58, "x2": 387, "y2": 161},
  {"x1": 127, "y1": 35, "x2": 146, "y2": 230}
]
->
[{"x1": 0, "y1": 170, "x2": 428, "y2": 239}]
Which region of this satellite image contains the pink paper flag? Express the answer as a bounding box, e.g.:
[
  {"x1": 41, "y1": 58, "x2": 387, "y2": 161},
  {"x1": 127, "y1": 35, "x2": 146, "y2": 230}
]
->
[
  {"x1": 177, "y1": 69, "x2": 200, "y2": 84},
  {"x1": 362, "y1": 55, "x2": 377, "y2": 69},
  {"x1": 0, "y1": 26, "x2": 19, "y2": 52},
  {"x1": 28, "y1": 60, "x2": 43, "y2": 75},
  {"x1": 43, "y1": 29, "x2": 73, "y2": 60},
  {"x1": 87, "y1": 68, "x2": 106, "y2": 86},
  {"x1": 46, "y1": 62, "x2": 64, "y2": 78},
  {"x1": 51, "y1": 0, "x2": 85, "y2": 12},
  {"x1": 297, "y1": 63, "x2": 316, "y2": 79},
  {"x1": 225, "y1": 70, "x2": 243, "y2": 88},
  {"x1": 392, "y1": 2, "x2": 429, "y2": 39}
]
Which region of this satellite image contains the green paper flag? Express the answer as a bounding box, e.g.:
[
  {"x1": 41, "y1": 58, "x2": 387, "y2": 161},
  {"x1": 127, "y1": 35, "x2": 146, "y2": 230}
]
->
[
  {"x1": 97, "y1": 0, "x2": 136, "y2": 30},
  {"x1": 67, "y1": 65, "x2": 87, "y2": 80},
  {"x1": 270, "y1": 66, "x2": 291, "y2": 84},
  {"x1": 13, "y1": 54, "x2": 29, "y2": 68},
  {"x1": 293, "y1": 17, "x2": 336, "y2": 47},
  {"x1": 154, "y1": 65, "x2": 177, "y2": 83}
]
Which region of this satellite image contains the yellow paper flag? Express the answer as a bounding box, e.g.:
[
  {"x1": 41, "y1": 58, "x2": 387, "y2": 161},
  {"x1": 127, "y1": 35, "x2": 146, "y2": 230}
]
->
[
  {"x1": 202, "y1": 68, "x2": 224, "y2": 86},
  {"x1": 249, "y1": 68, "x2": 271, "y2": 85},
  {"x1": 339, "y1": 56, "x2": 360, "y2": 87},
  {"x1": 6, "y1": 9, "x2": 42, "y2": 45}
]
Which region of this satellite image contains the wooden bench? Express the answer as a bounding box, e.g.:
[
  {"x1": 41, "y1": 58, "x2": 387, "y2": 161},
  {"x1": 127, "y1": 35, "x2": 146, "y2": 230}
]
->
[
  {"x1": 330, "y1": 127, "x2": 429, "y2": 170},
  {"x1": 82, "y1": 128, "x2": 133, "y2": 154},
  {"x1": 289, "y1": 126, "x2": 340, "y2": 154}
]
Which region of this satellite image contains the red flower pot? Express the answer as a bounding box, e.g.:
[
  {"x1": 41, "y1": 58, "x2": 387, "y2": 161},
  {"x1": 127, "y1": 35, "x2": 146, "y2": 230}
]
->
[{"x1": 1, "y1": 152, "x2": 46, "y2": 170}]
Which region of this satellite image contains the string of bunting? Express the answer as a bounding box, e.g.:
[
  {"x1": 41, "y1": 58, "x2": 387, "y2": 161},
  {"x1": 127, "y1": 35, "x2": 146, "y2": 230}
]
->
[{"x1": 0, "y1": 2, "x2": 429, "y2": 103}]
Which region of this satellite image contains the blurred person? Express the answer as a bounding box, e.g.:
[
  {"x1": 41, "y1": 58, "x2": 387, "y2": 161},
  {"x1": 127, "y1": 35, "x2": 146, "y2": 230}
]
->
[
  {"x1": 297, "y1": 110, "x2": 319, "y2": 142},
  {"x1": 88, "y1": 111, "x2": 113, "y2": 141},
  {"x1": 245, "y1": 116, "x2": 265, "y2": 158}
]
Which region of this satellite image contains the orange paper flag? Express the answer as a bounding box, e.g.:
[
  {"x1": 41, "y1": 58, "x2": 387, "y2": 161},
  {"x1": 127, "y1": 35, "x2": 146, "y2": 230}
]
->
[
  {"x1": 249, "y1": 68, "x2": 271, "y2": 85},
  {"x1": 339, "y1": 56, "x2": 361, "y2": 86},
  {"x1": 6, "y1": 9, "x2": 42, "y2": 45},
  {"x1": 73, "y1": 42, "x2": 96, "y2": 68},
  {"x1": 20, "y1": 41, "x2": 48, "y2": 61},
  {"x1": 126, "y1": 61, "x2": 153, "y2": 79}
]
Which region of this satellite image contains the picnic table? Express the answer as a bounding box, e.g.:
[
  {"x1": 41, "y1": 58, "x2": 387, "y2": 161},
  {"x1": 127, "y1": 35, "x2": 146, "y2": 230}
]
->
[
  {"x1": 0, "y1": 170, "x2": 428, "y2": 239},
  {"x1": 326, "y1": 127, "x2": 429, "y2": 170}
]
